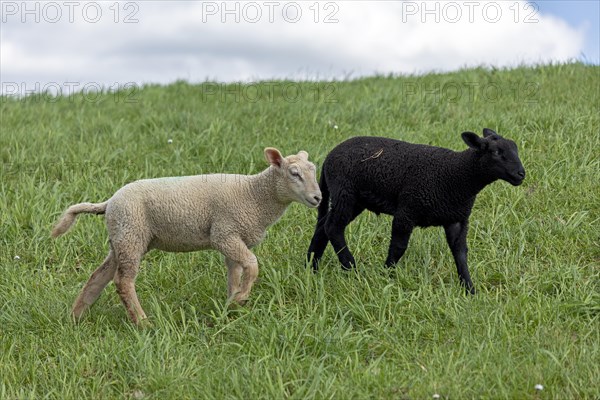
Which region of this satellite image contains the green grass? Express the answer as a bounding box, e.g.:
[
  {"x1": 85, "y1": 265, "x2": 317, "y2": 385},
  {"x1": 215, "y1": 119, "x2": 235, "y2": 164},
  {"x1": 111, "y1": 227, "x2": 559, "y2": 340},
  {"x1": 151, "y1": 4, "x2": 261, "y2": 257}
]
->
[{"x1": 1, "y1": 62, "x2": 599, "y2": 399}]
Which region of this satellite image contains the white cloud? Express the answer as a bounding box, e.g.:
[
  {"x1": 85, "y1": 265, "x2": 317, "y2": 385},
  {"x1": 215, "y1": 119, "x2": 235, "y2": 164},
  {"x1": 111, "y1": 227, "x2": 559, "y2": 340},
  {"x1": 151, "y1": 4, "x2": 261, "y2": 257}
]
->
[{"x1": 0, "y1": 1, "x2": 585, "y2": 93}]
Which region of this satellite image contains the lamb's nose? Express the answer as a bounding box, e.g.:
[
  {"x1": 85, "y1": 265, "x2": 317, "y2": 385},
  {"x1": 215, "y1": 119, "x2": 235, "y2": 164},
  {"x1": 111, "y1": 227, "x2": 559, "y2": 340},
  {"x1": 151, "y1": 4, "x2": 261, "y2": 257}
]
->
[
  {"x1": 313, "y1": 195, "x2": 322, "y2": 204},
  {"x1": 517, "y1": 170, "x2": 526, "y2": 178}
]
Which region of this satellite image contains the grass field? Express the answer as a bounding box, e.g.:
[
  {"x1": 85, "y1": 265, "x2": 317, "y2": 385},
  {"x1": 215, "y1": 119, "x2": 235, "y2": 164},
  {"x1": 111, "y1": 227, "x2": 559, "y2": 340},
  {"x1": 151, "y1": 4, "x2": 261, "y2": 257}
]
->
[{"x1": 1, "y1": 62, "x2": 599, "y2": 399}]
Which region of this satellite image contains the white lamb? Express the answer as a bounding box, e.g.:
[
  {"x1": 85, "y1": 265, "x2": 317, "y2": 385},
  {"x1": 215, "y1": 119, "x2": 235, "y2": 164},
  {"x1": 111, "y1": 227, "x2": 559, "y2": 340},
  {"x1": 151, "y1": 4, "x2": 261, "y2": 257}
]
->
[{"x1": 52, "y1": 148, "x2": 322, "y2": 325}]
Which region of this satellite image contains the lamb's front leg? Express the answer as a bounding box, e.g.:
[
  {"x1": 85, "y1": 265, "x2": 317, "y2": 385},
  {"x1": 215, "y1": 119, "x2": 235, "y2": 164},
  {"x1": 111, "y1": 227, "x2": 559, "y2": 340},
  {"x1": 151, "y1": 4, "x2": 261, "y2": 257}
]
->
[
  {"x1": 444, "y1": 220, "x2": 475, "y2": 295},
  {"x1": 236, "y1": 251, "x2": 258, "y2": 304},
  {"x1": 225, "y1": 257, "x2": 243, "y2": 302},
  {"x1": 216, "y1": 238, "x2": 258, "y2": 305}
]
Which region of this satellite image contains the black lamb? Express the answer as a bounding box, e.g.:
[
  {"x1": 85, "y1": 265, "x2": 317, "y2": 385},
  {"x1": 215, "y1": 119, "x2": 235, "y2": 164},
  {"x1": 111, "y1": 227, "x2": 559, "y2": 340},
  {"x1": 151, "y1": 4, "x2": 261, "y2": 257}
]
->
[{"x1": 307, "y1": 128, "x2": 526, "y2": 294}]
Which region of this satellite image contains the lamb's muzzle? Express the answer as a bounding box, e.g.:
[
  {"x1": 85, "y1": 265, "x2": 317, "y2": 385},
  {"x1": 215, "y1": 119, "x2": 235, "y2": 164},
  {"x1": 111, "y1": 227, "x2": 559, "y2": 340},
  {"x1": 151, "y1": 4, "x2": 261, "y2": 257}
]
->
[{"x1": 309, "y1": 194, "x2": 322, "y2": 207}]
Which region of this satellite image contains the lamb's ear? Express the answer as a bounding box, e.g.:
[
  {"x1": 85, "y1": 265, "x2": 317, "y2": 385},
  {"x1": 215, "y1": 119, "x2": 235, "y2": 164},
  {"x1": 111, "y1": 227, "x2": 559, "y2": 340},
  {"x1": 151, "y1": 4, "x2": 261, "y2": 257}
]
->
[
  {"x1": 264, "y1": 147, "x2": 284, "y2": 168},
  {"x1": 483, "y1": 128, "x2": 502, "y2": 139},
  {"x1": 461, "y1": 132, "x2": 486, "y2": 150},
  {"x1": 298, "y1": 150, "x2": 309, "y2": 160}
]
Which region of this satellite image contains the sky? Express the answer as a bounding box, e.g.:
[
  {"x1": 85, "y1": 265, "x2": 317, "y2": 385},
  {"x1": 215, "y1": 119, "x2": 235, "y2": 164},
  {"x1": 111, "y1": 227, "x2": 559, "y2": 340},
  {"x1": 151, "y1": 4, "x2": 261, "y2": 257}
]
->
[
  {"x1": 533, "y1": 0, "x2": 599, "y2": 62},
  {"x1": 1, "y1": 1, "x2": 598, "y2": 94}
]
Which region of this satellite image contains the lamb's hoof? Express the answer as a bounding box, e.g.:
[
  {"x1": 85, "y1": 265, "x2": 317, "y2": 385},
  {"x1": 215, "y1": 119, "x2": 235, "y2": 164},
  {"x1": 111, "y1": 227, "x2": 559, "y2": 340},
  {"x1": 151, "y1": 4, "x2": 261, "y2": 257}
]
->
[
  {"x1": 71, "y1": 312, "x2": 83, "y2": 324},
  {"x1": 382, "y1": 265, "x2": 397, "y2": 278},
  {"x1": 306, "y1": 255, "x2": 319, "y2": 272},
  {"x1": 71, "y1": 303, "x2": 88, "y2": 323},
  {"x1": 340, "y1": 262, "x2": 356, "y2": 271},
  {"x1": 136, "y1": 318, "x2": 153, "y2": 329},
  {"x1": 227, "y1": 301, "x2": 244, "y2": 310},
  {"x1": 228, "y1": 294, "x2": 249, "y2": 308},
  {"x1": 235, "y1": 298, "x2": 249, "y2": 306},
  {"x1": 464, "y1": 286, "x2": 476, "y2": 295}
]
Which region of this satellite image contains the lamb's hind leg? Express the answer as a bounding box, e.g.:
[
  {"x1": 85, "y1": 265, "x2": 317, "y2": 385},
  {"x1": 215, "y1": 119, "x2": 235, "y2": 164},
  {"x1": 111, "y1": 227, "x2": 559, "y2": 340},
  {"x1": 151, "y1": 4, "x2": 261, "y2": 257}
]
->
[
  {"x1": 324, "y1": 194, "x2": 364, "y2": 270},
  {"x1": 113, "y1": 246, "x2": 147, "y2": 325},
  {"x1": 385, "y1": 213, "x2": 414, "y2": 268},
  {"x1": 307, "y1": 215, "x2": 329, "y2": 272},
  {"x1": 72, "y1": 250, "x2": 117, "y2": 320}
]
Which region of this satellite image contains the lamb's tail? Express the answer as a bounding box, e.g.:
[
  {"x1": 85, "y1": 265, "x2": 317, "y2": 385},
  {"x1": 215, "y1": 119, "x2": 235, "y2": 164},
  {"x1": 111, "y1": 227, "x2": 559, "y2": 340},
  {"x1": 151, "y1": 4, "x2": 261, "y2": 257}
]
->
[{"x1": 51, "y1": 201, "x2": 108, "y2": 238}]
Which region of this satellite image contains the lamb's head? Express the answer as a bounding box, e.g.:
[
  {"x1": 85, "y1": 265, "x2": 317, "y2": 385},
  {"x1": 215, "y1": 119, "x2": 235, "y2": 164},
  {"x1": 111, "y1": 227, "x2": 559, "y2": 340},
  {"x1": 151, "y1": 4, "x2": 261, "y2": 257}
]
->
[
  {"x1": 264, "y1": 147, "x2": 322, "y2": 208},
  {"x1": 462, "y1": 128, "x2": 526, "y2": 186}
]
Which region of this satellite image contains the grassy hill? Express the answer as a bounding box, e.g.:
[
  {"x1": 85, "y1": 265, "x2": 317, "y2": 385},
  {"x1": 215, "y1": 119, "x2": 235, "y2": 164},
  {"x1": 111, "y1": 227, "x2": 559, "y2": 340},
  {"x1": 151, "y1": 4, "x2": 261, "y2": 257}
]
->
[{"x1": 1, "y1": 63, "x2": 599, "y2": 399}]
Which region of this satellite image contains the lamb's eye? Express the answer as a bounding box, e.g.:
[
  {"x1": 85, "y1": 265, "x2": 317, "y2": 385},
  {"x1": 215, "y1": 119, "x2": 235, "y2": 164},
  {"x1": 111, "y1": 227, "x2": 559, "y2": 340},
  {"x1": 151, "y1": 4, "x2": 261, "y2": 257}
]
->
[
  {"x1": 492, "y1": 150, "x2": 500, "y2": 156},
  {"x1": 290, "y1": 170, "x2": 302, "y2": 179}
]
